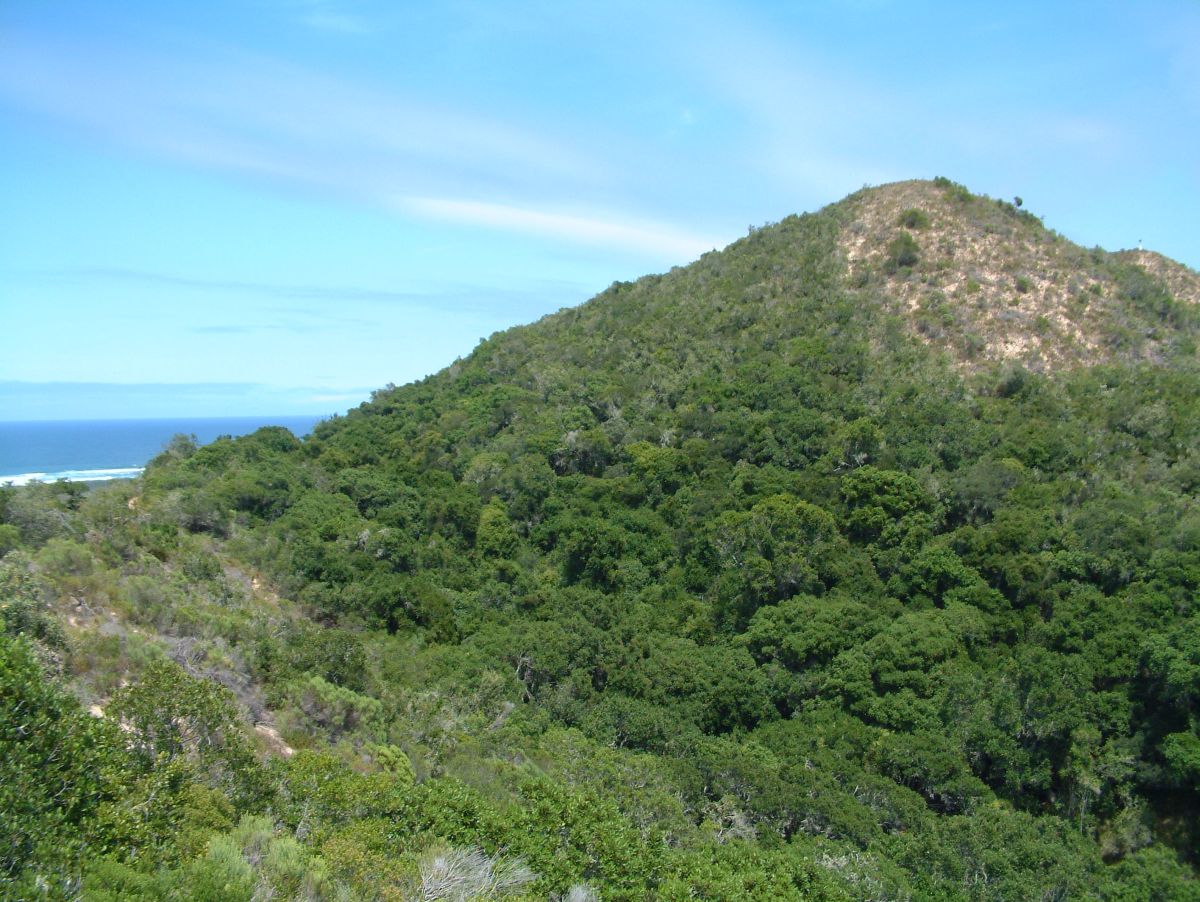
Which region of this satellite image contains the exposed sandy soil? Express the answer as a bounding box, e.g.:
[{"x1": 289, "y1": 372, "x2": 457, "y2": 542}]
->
[{"x1": 834, "y1": 180, "x2": 1199, "y2": 373}]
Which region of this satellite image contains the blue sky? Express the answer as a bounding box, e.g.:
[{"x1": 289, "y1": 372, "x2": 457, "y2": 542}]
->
[{"x1": 1, "y1": 0, "x2": 1197, "y2": 420}]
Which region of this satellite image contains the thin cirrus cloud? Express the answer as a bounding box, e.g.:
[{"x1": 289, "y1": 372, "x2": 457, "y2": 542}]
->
[
  {"x1": 0, "y1": 34, "x2": 587, "y2": 185},
  {"x1": 402, "y1": 197, "x2": 723, "y2": 261},
  {"x1": 307, "y1": 392, "x2": 368, "y2": 404},
  {"x1": 187, "y1": 316, "x2": 374, "y2": 336},
  {"x1": 287, "y1": 0, "x2": 375, "y2": 35},
  {"x1": 0, "y1": 379, "x2": 375, "y2": 420},
  {"x1": 0, "y1": 29, "x2": 713, "y2": 259},
  {"x1": 59, "y1": 266, "x2": 484, "y2": 305},
  {"x1": 668, "y1": 6, "x2": 1133, "y2": 201},
  {"x1": 654, "y1": 10, "x2": 911, "y2": 199},
  {"x1": 45, "y1": 266, "x2": 589, "y2": 318}
]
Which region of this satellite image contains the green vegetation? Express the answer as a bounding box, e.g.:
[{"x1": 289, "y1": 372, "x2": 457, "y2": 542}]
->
[
  {"x1": 897, "y1": 208, "x2": 931, "y2": 230},
  {"x1": 884, "y1": 232, "x2": 920, "y2": 272},
  {"x1": 3, "y1": 180, "x2": 1200, "y2": 899}
]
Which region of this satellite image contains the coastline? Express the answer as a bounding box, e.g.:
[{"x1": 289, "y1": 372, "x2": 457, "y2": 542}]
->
[
  {"x1": 0, "y1": 414, "x2": 326, "y2": 489},
  {"x1": 0, "y1": 466, "x2": 145, "y2": 487}
]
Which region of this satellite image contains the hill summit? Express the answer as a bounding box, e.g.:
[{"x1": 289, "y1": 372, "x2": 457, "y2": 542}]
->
[
  {"x1": 372, "y1": 176, "x2": 1198, "y2": 457},
  {"x1": 832, "y1": 178, "x2": 1199, "y2": 371}
]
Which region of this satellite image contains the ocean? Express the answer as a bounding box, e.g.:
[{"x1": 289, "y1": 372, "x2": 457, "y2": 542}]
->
[{"x1": 0, "y1": 415, "x2": 327, "y2": 486}]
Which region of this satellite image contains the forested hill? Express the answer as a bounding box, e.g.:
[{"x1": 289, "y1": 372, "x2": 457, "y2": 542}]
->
[
  {"x1": 3, "y1": 179, "x2": 1200, "y2": 900},
  {"x1": 391, "y1": 176, "x2": 1200, "y2": 410}
]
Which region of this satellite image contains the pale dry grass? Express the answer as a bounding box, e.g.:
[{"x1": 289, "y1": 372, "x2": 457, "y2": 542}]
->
[{"x1": 836, "y1": 181, "x2": 1199, "y2": 373}]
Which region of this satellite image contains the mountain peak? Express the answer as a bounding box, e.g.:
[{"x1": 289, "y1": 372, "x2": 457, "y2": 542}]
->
[
  {"x1": 412, "y1": 178, "x2": 1196, "y2": 431},
  {"x1": 827, "y1": 178, "x2": 1199, "y2": 373}
]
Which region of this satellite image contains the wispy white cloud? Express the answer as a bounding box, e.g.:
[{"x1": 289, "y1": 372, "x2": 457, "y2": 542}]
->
[
  {"x1": 0, "y1": 32, "x2": 593, "y2": 189},
  {"x1": 288, "y1": 0, "x2": 373, "y2": 34},
  {"x1": 662, "y1": 10, "x2": 907, "y2": 201},
  {"x1": 0, "y1": 29, "x2": 715, "y2": 257},
  {"x1": 55, "y1": 266, "x2": 470, "y2": 304},
  {"x1": 38, "y1": 266, "x2": 589, "y2": 317},
  {"x1": 0, "y1": 380, "x2": 372, "y2": 419},
  {"x1": 308, "y1": 391, "x2": 367, "y2": 403},
  {"x1": 1155, "y1": 5, "x2": 1200, "y2": 112},
  {"x1": 667, "y1": 5, "x2": 1130, "y2": 202},
  {"x1": 402, "y1": 197, "x2": 722, "y2": 260}
]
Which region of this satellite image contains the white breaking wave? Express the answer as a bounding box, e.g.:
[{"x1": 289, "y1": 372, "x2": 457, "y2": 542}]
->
[{"x1": 0, "y1": 467, "x2": 144, "y2": 487}]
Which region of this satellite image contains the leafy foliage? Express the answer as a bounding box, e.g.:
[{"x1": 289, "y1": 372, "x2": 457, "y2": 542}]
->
[{"x1": 3, "y1": 179, "x2": 1200, "y2": 898}]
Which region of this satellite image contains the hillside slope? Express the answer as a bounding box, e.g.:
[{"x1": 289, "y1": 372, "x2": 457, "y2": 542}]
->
[
  {"x1": 836, "y1": 179, "x2": 1199, "y2": 371},
  {"x1": 350, "y1": 177, "x2": 1198, "y2": 467},
  {"x1": 3, "y1": 179, "x2": 1200, "y2": 900}
]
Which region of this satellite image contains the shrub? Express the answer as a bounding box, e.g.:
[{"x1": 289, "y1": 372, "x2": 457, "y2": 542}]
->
[
  {"x1": 933, "y1": 177, "x2": 972, "y2": 203},
  {"x1": 0, "y1": 634, "x2": 126, "y2": 884},
  {"x1": 0, "y1": 525, "x2": 20, "y2": 556},
  {"x1": 286, "y1": 675, "x2": 383, "y2": 741},
  {"x1": 898, "y1": 208, "x2": 931, "y2": 230},
  {"x1": 414, "y1": 844, "x2": 535, "y2": 901},
  {"x1": 885, "y1": 233, "x2": 920, "y2": 273}
]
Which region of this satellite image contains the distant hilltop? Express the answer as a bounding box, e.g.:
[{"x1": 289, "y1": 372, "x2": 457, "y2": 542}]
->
[
  {"x1": 391, "y1": 176, "x2": 1198, "y2": 434},
  {"x1": 829, "y1": 178, "x2": 1199, "y2": 373}
]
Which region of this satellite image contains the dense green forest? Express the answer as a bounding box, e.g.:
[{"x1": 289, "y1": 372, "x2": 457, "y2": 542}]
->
[{"x1": 3, "y1": 179, "x2": 1200, "y2": 900}]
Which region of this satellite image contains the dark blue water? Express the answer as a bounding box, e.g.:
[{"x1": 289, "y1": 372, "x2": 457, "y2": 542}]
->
[{"x1": 0, "y1": 416, "x2": 326, "y2": 485}]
